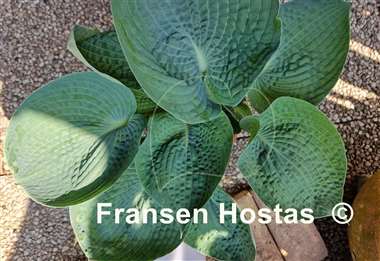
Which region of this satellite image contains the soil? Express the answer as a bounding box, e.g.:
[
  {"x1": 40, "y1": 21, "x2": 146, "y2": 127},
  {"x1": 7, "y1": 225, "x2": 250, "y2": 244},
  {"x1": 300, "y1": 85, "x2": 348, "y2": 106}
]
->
[{"x1": 0, "y1": 0, "x2": 379, "y2": 260}]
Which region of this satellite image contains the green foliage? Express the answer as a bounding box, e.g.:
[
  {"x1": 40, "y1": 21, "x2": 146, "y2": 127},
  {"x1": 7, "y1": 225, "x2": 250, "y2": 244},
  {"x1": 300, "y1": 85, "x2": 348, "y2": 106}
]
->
[
  {"x1": 68, "y1": 25, "x2": 157, "y2": 114},
  {"x1": 4, "y1": 0, "x2": 350, "y2": 260},
  {"x1": 71, "y1": 164, "x2": 254, "y2": 261},
  {"x1": 239, "y1": 116, "x2": 260, "y2": 142},
  {"x1": 224, "y1": 101, "x2": 253, "y2": 134},
  {"x1": 185, "y1": 188, "x2": 256, "y2": 261},
  {"x1": 111, "y1": 0, "x2": 280, "y2": 124},
  {"x1": 70, "y1": 164, "x2": 183, "y2": 261},
  {"x1": 4, "y1": 72, "x2": 145, "y2": 206},
  {"x1": 248, "y1": 0, "x2": 350, "y2": 112},
  {"x1": 238, "y1": 97, "x2": 347, "y2": 218},
  {"x1": 135, "y1": 112, "x2": 233, "y2": 211}
]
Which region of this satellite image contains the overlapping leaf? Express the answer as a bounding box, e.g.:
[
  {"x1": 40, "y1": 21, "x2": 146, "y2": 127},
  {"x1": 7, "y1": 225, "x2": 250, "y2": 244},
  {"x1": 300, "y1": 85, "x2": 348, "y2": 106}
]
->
[
  {"x1": 70, "y1": 164, "x2": 183, "y2": 261},
  {"x1": 248, "y1": 0, "x2": 350, "y2": 112},
  {"x1": 68, "y1": 25, "x2": 156, "y2": 114},
  {"x1": 4, "y1": 72, "x2": 145, "y2": 207},
  {"x1": 135, "y1": 112, "x2": 233, "y2": 211},
  {"x1": 223, "y1": 101, "x2": 252, "y2": 134},
  {"x1": 238, "y1": 97, "x2": 347, "y2": 217},
  {"x1": 112, "y1": 0, "x2": 280, "y2": 123},
  {"x1": 185, "y1": 187, "x2": 256, "y2": 261}
]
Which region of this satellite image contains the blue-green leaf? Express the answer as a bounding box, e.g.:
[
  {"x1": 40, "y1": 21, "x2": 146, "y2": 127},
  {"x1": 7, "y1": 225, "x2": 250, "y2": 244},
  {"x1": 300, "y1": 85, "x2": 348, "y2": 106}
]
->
[
  {"x1": 112, "y1": 0, "x2": 280, "y2": 123},
  {"x1": 238, "y1": 97, "x2": 347, "y2": 217},
  {"x1": 67, "y1": 25, "x2": 157, "y2": 114},
  {"x1": 4, "y1": 72, "x2": 145, "y2": 207},
  {"x1": 248, "y1": 0, "x2": 350, "y2": 112},
  {"x1": 185, "y1": 187, "x2": 256, "y2": 261},
  {"x1": 70, "y1": 164, "x2": 183, "y2": 261},
  {"x1": 135, "y1": 112, "x2": 233, "y2": 211}
]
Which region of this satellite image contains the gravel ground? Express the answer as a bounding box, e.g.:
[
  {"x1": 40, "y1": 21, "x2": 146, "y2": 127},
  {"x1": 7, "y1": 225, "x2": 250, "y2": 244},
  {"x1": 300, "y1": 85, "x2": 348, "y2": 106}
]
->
[{"x1": 0, "y1": 1, "x2": 379, "y2": 261}]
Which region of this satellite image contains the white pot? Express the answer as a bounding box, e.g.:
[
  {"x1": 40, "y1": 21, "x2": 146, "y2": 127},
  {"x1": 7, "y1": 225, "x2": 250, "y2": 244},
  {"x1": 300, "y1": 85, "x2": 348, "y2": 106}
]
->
[{"x1": 156, "y1": 243, "x2": 206, "y2": 261}]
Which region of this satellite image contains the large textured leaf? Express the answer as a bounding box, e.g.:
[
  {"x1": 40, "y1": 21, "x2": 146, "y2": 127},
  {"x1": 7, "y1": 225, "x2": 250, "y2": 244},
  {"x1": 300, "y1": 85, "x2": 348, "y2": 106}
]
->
[
  {"x1": 135, "y1": 112, "x2": 233, "y2": 211},
  {"x1": 68, "y1": 25, "x2": 156, "y2": 114},
  {"x1": 248, "y1": 0, "x2": 350, "y2": 112},
  {"x1": 4, "y1": 72, "x2": 145, "y2": 207},
  {"x1": 70, "y1": 164, "x2": 183, "y2": 261},
  {"x1": 238, "y1": 97, "x2": 347, "y2": 217},
  {"x1": 112, "y1": 0, "x2": 280, "y2": 123},
  {"x1": 185, "y1": 187, "x2": 255, "y2": 261}
]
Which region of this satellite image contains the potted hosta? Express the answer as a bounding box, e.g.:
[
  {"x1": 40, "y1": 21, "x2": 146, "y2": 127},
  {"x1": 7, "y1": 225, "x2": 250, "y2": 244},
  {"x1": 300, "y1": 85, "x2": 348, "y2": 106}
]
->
[{"x1": 4, "y1": 0, "x2": 350, "y2": 260}]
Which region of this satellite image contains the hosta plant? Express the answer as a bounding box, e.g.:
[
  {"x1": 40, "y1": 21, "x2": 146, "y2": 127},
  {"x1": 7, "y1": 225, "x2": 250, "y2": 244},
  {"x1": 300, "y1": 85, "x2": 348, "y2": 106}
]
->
[{"x1": 4, "y1": 0, "x2": 350, "y2": 260}]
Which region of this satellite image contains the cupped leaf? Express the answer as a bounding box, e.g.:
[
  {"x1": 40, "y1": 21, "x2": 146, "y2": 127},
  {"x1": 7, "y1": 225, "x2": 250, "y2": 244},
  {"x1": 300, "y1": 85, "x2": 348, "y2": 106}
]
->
[
  {"x1": 248, "y1": 0, "x2": 350, "y2": 112},
  {"x1": 4, "y1": 72, "x2": 146, "y2": 207},
  {"x1": 135, "y1": 112, "x2": 233, "y2": 211},
  {"x1": 112, "y1": 0, "x2": 280, "y2": 123},
  {"x1": 185, "y1": 187, "x2": 256, "y2": 261},
  {"x1": 70, "y1": 164, "x2": 183, "y2": 261},
  {"x1": 68, "y1": 26, "x2": 137, "y2": 87},
  {"x1": 68, "y1": 25, "x2": 157, "y2": 113},
  {"x1": 238, "y1": 97, "x2": 347, "y2": 217}
]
